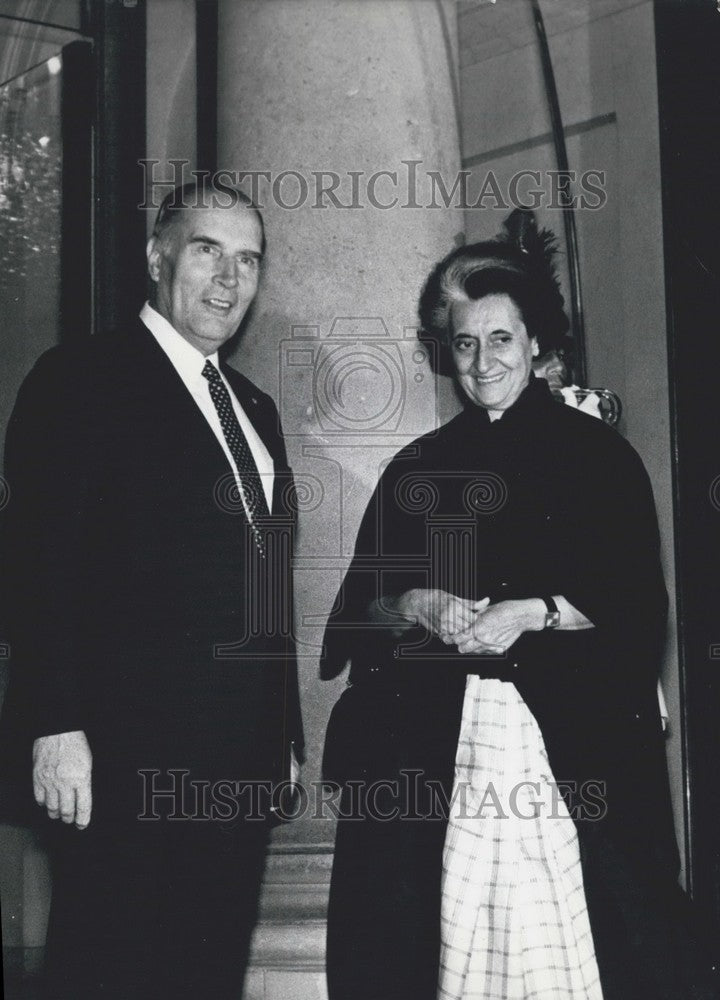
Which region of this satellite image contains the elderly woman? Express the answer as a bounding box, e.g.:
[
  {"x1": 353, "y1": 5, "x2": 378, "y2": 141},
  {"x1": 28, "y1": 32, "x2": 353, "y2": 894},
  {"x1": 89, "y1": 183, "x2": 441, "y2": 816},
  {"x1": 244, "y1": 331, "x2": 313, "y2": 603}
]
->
[{"x1": 322, "y1": 210, "x2": 713, "y2": 1000}]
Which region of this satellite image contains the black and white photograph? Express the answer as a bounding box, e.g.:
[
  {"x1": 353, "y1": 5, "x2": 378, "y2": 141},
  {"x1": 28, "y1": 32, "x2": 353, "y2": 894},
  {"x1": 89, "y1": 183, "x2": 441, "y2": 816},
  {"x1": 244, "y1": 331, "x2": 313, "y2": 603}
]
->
[{"x1": 1, "y1": 1, "x2": 719, "y2": 998}]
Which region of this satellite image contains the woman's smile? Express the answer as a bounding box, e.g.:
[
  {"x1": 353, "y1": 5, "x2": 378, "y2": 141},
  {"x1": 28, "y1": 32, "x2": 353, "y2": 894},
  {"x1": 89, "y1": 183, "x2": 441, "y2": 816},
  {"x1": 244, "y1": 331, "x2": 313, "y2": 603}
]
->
[{"x1": 450, "y1": 293, "x2": 538, "y2": 418}]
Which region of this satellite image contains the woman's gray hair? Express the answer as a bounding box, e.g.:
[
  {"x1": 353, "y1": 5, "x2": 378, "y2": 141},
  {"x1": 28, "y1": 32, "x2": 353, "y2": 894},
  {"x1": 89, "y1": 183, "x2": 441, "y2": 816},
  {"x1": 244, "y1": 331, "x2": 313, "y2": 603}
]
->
[{"x1": 418, "y1": 209, "x2": 570, "y2": 375}]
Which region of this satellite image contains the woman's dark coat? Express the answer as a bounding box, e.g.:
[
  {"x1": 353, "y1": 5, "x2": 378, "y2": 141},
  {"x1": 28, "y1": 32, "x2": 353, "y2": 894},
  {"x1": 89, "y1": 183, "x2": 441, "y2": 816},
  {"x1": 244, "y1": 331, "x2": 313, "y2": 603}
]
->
[{"x1": 322, "y1": 377, "x2": 715, "y2": 1000}]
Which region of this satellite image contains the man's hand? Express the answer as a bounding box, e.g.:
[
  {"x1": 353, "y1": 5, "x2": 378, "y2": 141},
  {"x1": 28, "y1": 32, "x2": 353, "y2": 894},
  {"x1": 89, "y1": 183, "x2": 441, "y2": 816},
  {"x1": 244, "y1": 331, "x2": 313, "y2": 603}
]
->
[
  {"x1": 396, "y1": 589, "x2": 490, "y2": 643},
  {"x1": 32, "y1": 731, "x2": 92, "y2": 829},
  {"x1": 452, "y1": 599, "x2": 544, "y2": 656}
]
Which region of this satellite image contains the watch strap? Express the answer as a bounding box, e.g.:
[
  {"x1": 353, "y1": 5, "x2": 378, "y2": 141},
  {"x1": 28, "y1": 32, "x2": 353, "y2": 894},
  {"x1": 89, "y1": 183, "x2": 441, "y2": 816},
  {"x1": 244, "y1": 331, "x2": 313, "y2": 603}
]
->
[{"x1": 541, "y1": 596, "x2": 561, "y2": 629}]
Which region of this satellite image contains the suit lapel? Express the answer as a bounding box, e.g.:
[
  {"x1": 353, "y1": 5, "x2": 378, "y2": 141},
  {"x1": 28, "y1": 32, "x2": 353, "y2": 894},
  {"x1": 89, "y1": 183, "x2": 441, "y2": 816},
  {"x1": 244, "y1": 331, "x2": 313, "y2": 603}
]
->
[
  {"x1": 128, "y1": 320, "x2": 292, "y2": 521},
  {"x1": 221, "y1": 363, "x2": 282, "y2": 462},
  {"x1": 127, "y1": 321, "x2": 263, "y2": 483}
]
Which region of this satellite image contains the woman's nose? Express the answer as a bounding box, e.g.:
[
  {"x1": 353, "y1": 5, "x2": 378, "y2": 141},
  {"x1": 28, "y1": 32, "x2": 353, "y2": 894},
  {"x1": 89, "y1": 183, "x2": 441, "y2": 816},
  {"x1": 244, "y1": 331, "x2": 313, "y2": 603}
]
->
[{"x1": 475, "y1": 344, "x2": 493, "y2": 372}]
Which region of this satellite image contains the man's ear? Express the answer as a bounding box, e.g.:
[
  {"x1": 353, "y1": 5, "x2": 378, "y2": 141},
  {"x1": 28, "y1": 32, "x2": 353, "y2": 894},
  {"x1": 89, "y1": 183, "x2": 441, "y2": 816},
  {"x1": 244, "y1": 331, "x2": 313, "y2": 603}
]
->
[
  {"x1": 531, "y1": 337, "x2": 540, "y2": 358},
  {"x1": 146, "y1": 236, "x2": 161, "y2": 283}
]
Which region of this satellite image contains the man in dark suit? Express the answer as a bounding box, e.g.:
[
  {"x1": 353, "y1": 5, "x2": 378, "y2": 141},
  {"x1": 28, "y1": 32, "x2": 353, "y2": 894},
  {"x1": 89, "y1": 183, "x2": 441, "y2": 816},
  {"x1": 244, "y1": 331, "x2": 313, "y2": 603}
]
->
[{"x1": 0, "y1": 183, "x2": 303, "y2": 998}]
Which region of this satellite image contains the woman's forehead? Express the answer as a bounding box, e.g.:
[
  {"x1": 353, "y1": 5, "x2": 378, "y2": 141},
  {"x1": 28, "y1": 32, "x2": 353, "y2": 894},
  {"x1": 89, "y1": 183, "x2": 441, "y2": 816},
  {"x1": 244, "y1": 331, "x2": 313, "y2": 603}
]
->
[{"x1": 450, "y1": 293, "x2": 527, "y2": 335}]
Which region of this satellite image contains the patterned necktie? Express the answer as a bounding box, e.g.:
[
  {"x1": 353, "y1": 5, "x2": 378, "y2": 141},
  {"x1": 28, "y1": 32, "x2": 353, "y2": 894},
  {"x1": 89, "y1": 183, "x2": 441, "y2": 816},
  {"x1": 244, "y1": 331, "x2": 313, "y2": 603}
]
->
[{"x1": 202, "y1": 359, "x2": 269, "y2": 556}]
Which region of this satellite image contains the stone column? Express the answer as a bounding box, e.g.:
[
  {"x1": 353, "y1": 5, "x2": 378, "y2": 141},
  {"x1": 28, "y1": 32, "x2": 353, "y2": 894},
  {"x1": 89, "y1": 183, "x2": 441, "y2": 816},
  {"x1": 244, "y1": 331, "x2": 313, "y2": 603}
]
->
[{"x1": 217, "y1": 3, "x2": 462, "y2": 993}]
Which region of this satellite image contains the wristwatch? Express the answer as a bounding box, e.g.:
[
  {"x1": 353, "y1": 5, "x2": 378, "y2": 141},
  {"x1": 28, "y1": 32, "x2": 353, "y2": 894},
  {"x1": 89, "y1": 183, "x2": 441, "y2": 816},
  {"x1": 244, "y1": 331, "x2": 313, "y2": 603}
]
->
[{"x1": 541, "y1": 596, "x2": 561, "y2": 629}]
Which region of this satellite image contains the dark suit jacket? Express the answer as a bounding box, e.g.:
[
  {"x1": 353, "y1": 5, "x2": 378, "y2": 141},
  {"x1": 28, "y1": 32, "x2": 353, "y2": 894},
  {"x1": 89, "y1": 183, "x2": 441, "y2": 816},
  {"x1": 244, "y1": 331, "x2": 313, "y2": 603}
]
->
[{"x1": 0, "y1": 318, "x2": 303, "y2": 821}]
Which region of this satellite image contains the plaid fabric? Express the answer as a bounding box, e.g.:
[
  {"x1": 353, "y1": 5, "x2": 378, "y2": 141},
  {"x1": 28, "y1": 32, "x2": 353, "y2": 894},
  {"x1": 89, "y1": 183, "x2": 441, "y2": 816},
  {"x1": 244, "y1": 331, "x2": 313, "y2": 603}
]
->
[{"x1": 438, "y1": 677, "x2": 603, "y2": 1000}]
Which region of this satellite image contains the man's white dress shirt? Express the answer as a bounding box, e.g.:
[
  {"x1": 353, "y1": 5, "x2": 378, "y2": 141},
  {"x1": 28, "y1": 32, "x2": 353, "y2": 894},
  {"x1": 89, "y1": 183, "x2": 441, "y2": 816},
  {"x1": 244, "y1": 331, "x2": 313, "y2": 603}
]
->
[{"x1": 140, "y1": 302, "x2": 274, "y2": 515}]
